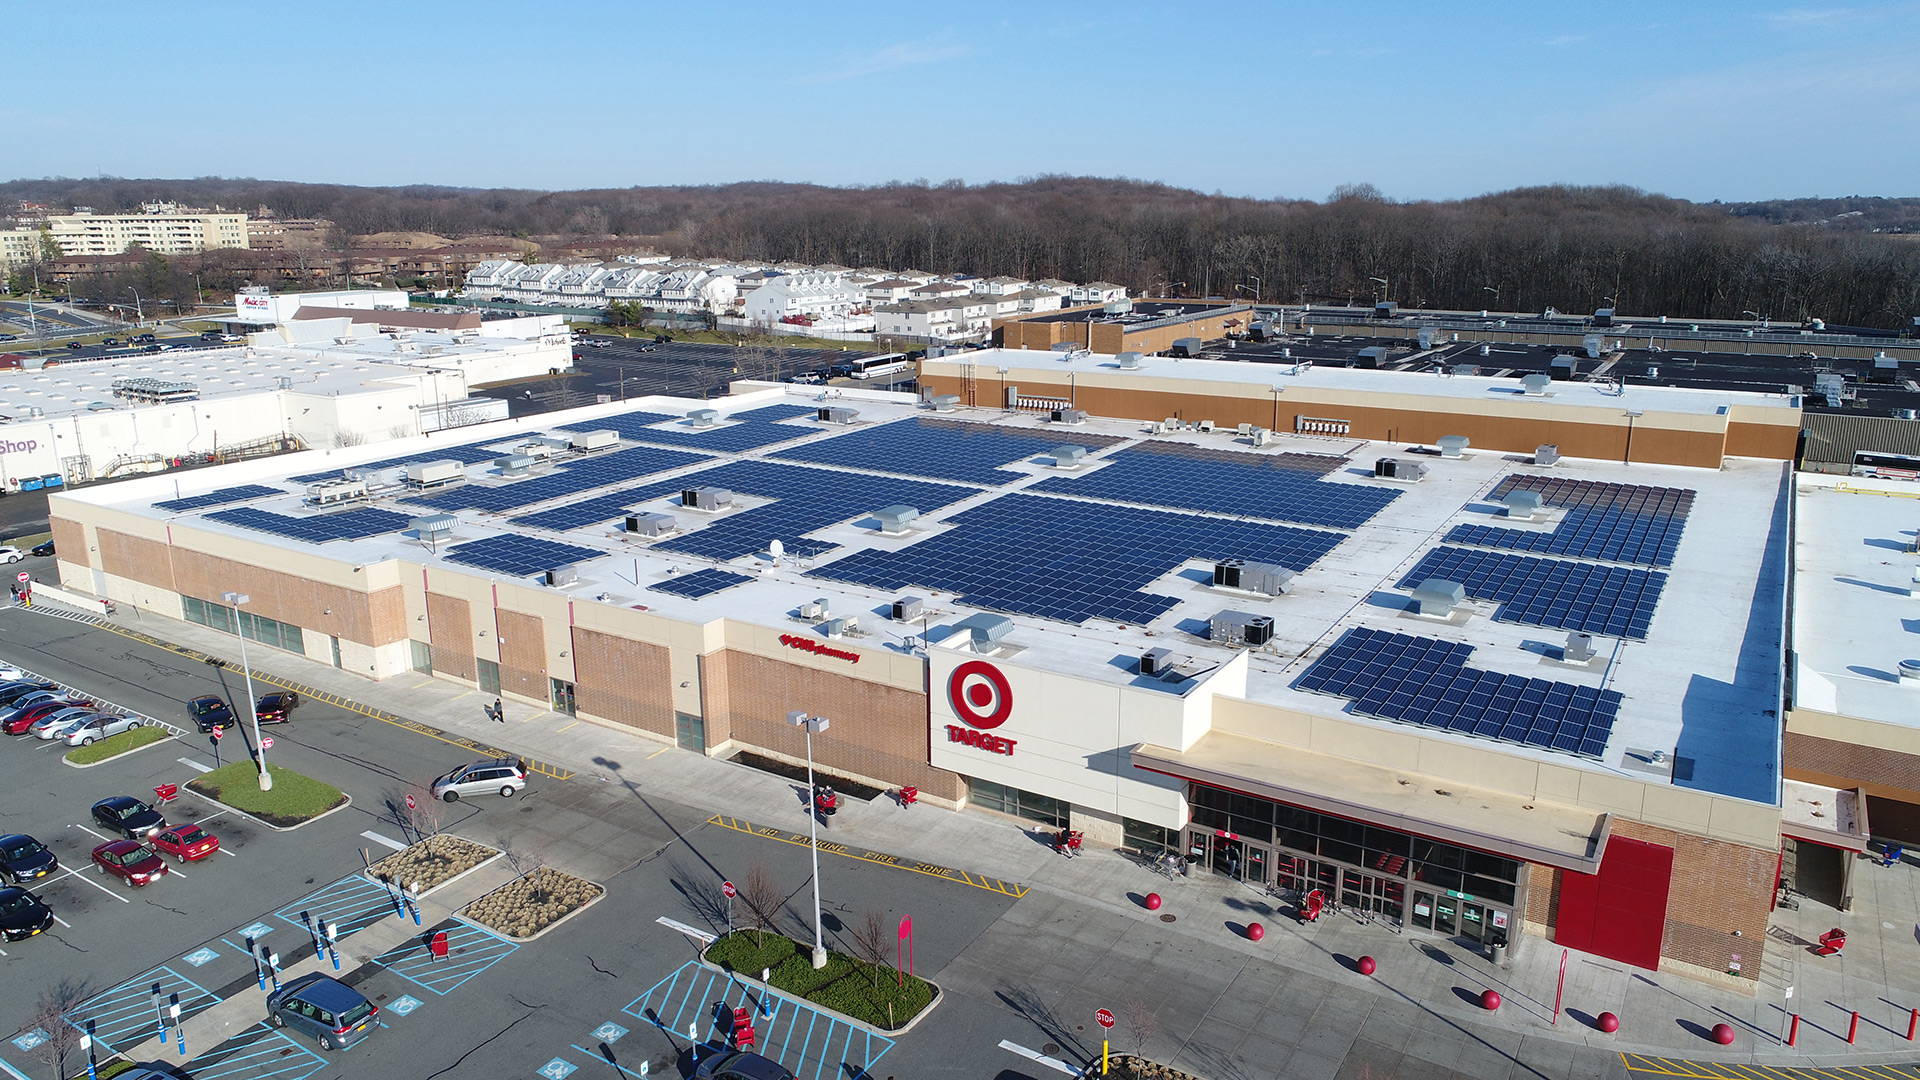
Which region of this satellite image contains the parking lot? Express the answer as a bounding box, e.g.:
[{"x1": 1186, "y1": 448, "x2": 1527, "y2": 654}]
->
[{"x1": 475, "y1": 336, "x2": 885, "y2": 417}]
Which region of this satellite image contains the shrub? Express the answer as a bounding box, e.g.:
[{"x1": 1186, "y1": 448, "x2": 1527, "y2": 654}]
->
[
  {"x1": 464, "y1": 867, "x2": 603, "y2": 939},
  {"x1": 369, "y1": 835, "x2": 497, "y2": 893},
  {"x1": 703, "y1": 931, "x2": 935, "y2": 1030}
]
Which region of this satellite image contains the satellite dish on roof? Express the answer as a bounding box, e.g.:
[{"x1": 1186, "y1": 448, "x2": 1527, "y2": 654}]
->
[{"x1": 769, "y1": 539, "x2": 785, "y2": 561}]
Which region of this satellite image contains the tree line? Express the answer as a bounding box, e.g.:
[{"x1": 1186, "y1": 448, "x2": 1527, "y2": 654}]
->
[{"x1": 5, "y1": 175, "x2": 1917, "y2": 329}]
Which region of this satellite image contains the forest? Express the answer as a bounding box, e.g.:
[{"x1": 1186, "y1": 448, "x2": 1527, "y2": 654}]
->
[{"x1": 5, "y1": 175, "x2": 1918, "y2": 329}]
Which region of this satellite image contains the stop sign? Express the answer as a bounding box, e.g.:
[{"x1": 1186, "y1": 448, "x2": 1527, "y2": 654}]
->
[
  {"x1": 14, "y1": 572, "x2": 27, "y2": 583},
  {"x1": 210, "y1": 726, "x2": 224, "y2": 741},
  {"x1": 722, "y1": 881, "x2": 736, "y2": 899},
  {"x1": 1095, "y1": 1008, "x2": 1115, "y2": 1030},
  {"x1": 260, "y1": 736, "x2": 274, "y2": 750},
  {"x1": 406, "y1": 793, "x2": 417, "y2": 811}
]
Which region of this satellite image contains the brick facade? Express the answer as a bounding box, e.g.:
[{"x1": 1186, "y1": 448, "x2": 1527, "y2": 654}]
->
[
  {"x1": 1786, "y1": 730, "x2": 1920, "y2": 804},
  {"x1": 494, "y1": 609, "x2": 547, "y2": 700},
  {"x1": 99, "y1": 528, "x2": 175, "y2": 591},
  {"x1": 425, "y1": 593, "x2": 475, "y2": 680},
  {"x1": 571, "y1": 627, "x2": 674, "y2": 740},
  {"x1": 49, "y1": 519, "x2": 87, "y2": 567}
]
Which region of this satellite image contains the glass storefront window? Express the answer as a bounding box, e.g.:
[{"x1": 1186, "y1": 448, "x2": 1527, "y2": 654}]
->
[
  {"x1": 1123, "y1": 818, "x2": 1175, "y2": 854},
  {"x1": 968, "y1": 779, "x2": 1069, "y2": 828}
]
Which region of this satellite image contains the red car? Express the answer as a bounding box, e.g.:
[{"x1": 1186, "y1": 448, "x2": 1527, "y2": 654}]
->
[
  {"x1": 151, "y1": 824, "x2": 220, "y2": 863},
  {"x1": 3, "y1": 699, "x2": 89, "y2": 736},
  {"x1": 91, "y1": 840, "x2": 169, "y2": 887}
]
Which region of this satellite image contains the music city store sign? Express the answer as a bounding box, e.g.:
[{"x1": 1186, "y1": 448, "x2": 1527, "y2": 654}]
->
[{"x1": 927, "y1": 647, "x2": 1245, "y2": 825}]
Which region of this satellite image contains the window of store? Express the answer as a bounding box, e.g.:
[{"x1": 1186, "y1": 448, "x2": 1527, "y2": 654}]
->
[
  {"x1": 476, "y1": 658, "x2": 501, "y2": 696},
  {"x1": 968, "y1": 779, "x2": 1069, "y2": 828},
  {"x1": 1123, "y1": 817, "x2": 1176, "y2": 854},
  {"x1": 410, "y1": 640, "x2": 433, "y2": 674},
  {"x1": 181, "y1": 594, "x2": 305, "y2": 655}
]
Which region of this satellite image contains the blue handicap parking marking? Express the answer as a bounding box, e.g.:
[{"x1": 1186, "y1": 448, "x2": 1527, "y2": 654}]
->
[
  {"x1": 11, "y1": 1029, "x2": 48, "y2": 1052},
  {"x1": 370, "y1": 919, "x2": 519, "y2": 996},
  {"x1": 273, "y1": 874, "x2": 399, "y2": 940},
  {"x1": 238, "y1": 922, "x2": 274, "y2": 942},
  {"x1": 537, "y1": 1058, "x2": 578, "y2": 1079},
  {"x1": 591, "y1": 1021, "x2": 628, "y2": 1043},
  {"x1": 64, "y1": 965, "x2": 221, "y2": 1055},
  {"x1": 183, "y1": 946, "x2": 221, "y2": 967},
  {"x1": 387, "y1": 994, "x2": 424, "y2": 1017},
  {"x1": 179, "y1": 1023, "x2": 327, "y2": 1080},
  {"x1": 622, "y1": 962, "x2": 892, "y2": 1080}
]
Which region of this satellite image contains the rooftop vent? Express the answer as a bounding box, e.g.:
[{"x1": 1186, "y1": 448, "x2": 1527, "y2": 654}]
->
[
  {"x1": 1412, "y1": 579, "x2": 1466, "y2": 617},
  {"x1": 1522, "y1": 373, "x2": 1552, "y2": 396},
  {"x1": 1503, "y1": 491, "x2": 1544, "y2": 519},
  {"x1": 1116, "y1": 352, "x2": 1144, "y2": 369},
  {"x1": 817, "y1": 406, "x2": 860, "y2": 425},
  {"x1": 569, "y1": 429, "x2": 618, "y2": 452},
  {"x1": 495, "y1": 454, "x2": 534, "y2": 477},
  {"x1": 1534, "y1": 444, "x2": 1560, "y2": 467},
  {"x1": 1899, "y1": 658, "x2": 1920, "y2": 683},
  {"x1": 1478, "y1": 343, "x2": 1491, "y2": 357},
  {"x1": 1208, "y1": 609, "x2": 1275, "y2": 647},
  {"x1": 890, "y1": 596, "x2": 924, "y2": 622},
  {"x1": 1052, "y1": 445, "x2": 1088, "y2": 468},
  {"x1": 1214, "y1": 559, "x2": 1295, "y2": 596},
  {"x1": 681, "y1": 487, "x2": 733, "y2": 512},
  {"x1": 1435, "y1": 435, "x2": 1471, "y2": 457},
  {"x1": 928, "y1": 394, "x2": 959, "y2": 412},
  {"x1": 1565, "y1": 632, "x2": 1598, "y2": 663},
  {"x1": 544, "y1": 565, "x2": 578, "y2": 588},
  {"x1": 873, "y1": 505, "x2": 919, "y2": 534},
  {"x1": 1139, "y1": 647, "x2": 1174, "y2": 677},
  {"x1": 687, "y1": 408, "x2": 719, "y2": 428},
  {"x1": 955, "y1": 613, "x2": 1015, "y2": 652},
  {"x1": 624, "y1": 511, "x2": 677, "y2": 537},
  {"x1": 1373, "y1": 458, "x2": 1427, "y2": 482}
]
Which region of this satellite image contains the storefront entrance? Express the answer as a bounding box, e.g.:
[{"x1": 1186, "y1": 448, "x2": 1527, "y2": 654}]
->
[{"x1": 1410, "y1": 889, "x2": 1509, "y2": 948}]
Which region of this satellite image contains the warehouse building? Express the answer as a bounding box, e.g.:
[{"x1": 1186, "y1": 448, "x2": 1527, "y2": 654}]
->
[
  {"x1": 995, "y1": 300, "x2": 1253, "y2": 355},
  {"x1": 46, "y1": 366, "x2": 1811, "y2": 986}
]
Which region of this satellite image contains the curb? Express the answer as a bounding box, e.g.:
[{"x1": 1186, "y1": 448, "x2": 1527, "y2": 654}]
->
[
  {"x1": 699, "y1": 935, "x2": 944, "y2": 1037},
  {"x1": 179, "y1": 785, "x2": 353, "y2": 833},
  {"x1": 60, "y1": 728, "x2": 176, "y2": 769},
  {"x1": 368, "y1": 846, "x2": 504, "y2": 899},
  {"x1": 464, "y1": 881, "x2": 606, "y2": 942}
]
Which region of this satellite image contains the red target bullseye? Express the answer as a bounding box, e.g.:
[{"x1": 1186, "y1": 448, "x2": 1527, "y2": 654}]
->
[{"x1": 948, "y1": 661, "x2": 1013, "y2": 729}]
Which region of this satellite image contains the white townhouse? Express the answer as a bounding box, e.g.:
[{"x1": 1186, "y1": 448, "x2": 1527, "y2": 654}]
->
[{"x1": 743, "y1": 272, "x2": 866, "y2": 324}]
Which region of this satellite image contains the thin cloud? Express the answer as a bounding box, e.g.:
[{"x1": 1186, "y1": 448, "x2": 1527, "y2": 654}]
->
[{"x1": 803, "y1": 40, "x2": 970, "y2": 84}]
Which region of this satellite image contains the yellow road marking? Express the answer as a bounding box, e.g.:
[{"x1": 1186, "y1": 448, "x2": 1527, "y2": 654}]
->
[
  {"x1": 644, "y1": 745, "x2": 670, "y2": 760},
  {"x1": 706, "y1": 814, "x2": 1028, "y2": 898},
  {"x1": 1622, "y1": 1056, "x2": 1920, "y2": 1080},
  {"x1": 556, "y1": 721, "x2": 579, "y2": 733}
]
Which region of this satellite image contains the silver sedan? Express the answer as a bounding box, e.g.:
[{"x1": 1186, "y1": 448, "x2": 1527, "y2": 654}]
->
[{"x1": 56, "y1": 713, "x2": 146, "y2": 746}]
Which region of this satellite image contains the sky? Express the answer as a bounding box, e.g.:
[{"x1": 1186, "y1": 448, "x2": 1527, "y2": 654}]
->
[{"x1": 7, "y1": 0, "x2": 1917, "y2": 202}]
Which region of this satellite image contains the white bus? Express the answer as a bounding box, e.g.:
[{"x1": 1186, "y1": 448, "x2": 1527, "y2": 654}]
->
[{"x1": 839, "y1": 353, "x2": 913, "y2": 381}]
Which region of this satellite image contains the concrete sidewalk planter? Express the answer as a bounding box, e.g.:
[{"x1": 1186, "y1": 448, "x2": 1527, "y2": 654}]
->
[
  {"x1": 704, "y1": 930, "x2": 938, "y2": 1033},
  {"x1": 184, "y1": 761, "x2": 349, "y2": 828},
  {"x1": 1103, "y1": 1055, "x2": 1205, "y2": 1080},
  {"x1": 368, "y1": 835, "x2": 500, "y2": 895},
  {"x1": 63, "y1": 724, "x2": 172, "y2": 767},
  {"x1": 463, "y1": 866, "x2": 604, "y2": 940}
]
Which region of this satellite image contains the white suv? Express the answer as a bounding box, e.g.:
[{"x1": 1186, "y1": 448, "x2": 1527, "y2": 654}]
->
[{"x1": 430, "y1": 758, "x2": 529, "y2": 802}]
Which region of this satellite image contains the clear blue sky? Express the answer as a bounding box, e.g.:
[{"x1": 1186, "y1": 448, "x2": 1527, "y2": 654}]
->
[{"x1": 9, "y1": 0, "x2": 1916, "y2": 201}]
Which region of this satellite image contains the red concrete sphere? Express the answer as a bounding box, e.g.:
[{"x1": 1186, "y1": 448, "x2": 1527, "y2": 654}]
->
[
  {"x1": 1711, "y1": 1022, "x2": 1735, "y2": 1046},
  {"x1": 1479, "y1": 989, "x2": 1502, "y2": 1011},
  {"x1": 1357, "y1": 955, "x2": 1377, "y2": 976},
  {"x1": 1596, "y1": 1012, "x2": 1620, "y2": 1034},
  {"x1": 1246, "y1": 922, "x2": 1265, "y2": 942},
  {"x1": 1144, "y1": 892, "x2": 1162, "y2": 911}
]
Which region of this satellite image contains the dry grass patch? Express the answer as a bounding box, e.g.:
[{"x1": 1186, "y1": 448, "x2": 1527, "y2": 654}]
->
[
  {"x1": 369, "y1": 834, "x2": 497, "y2": 893},
  {"x1": 463, "y1": 866, "x2": 602, "y2": 939}
]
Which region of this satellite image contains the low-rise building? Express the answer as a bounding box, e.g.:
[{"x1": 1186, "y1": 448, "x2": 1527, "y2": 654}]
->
[
  {"x1": 743, "y1": 272, "x2": 866, "y2": 324},
  {"x1": 873, "y1": 297, "x2": 995, "y2": 339},
  {"x1": 1071, "y1": 281, "x2": 1128, "y2": 305}
]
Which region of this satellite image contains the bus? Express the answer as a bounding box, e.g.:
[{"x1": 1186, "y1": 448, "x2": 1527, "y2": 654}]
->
[
  {"x1": 1851, "y1": 451, "x2": 1920, "y2": 481},
  {"x1": 837, "y1": 353, "x2": 913, "y2": 381}
]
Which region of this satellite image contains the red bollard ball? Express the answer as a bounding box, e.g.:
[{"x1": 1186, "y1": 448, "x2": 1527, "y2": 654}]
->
[
  {"x1": 1144, "y1": 892, "x2": 1163, "y2": 911},
  {"x1": 1357, "y1": 955, "x2": 1377, "y2": 976},
  {"x1": 1247, "y1": 922, "x2": 1265, "y2": 942},
  {"x1": 1479, "y1": 989, "x2": 1502, "y2": 1011},
  {"x1": 1711, "y1": 1022, "x2": 1735, "y2": 1046},
  {"x1": 1596, "y1": 1012, "x2": 1620, "y2": 1034}
]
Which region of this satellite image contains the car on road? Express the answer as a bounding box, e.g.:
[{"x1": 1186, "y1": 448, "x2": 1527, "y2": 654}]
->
[
  {"x1": 255, "y1": 691, "x2": 300, "y2": 724},
  {"x1": 90, "y1": 839, "x2": 168, "y2": 886},
  {"x1": 589, "y1": 339, "x2": 611, "y2": 348},
  {"x1": 692, "y1": 1051, "x2": 798, "y2": 1080},
  {"x1": 0, "y1": 334, "x2": 14, "y2": 342},
  {"x1": 0, "y1": 885, "x2": 54, "y2": 940},
  {"x1": 134, "y1": 333, "x2": 155, "y2": 343},
  {"x1": 57, "y1": 712, "x2": 147, "y2": 746},
  {"x1": 430, "y1": 757, "x2": 529, "y2": 802},
  {"x1": 29, "y1": 705, "x2": 98, "y2": 738},
  {"x1": 187, "y1": 695, "x2": 236, "y2": 732},
  {"x1": 266, "y1": 973, "x2": 379, "y2": 1050},
  {"x1": 65, "y1": 341, "x2": 83, "y2": 350},
  {"x1": 0, "y1": 834, "x2": 57, "y2": 882},
  {"x1": 2, "y1": 697, "x2": 87, "y2": 734},
  {"x1": 29, "y1": 540, "x2": 53, "y2": 557},
  {"x1": 91, "y1": 796, "x2": 166, "y2": 840},
  {"x1": 0, "y1": 546, "x2": 23, "y2": 563},
  {"x1": 100, "y1": 337, "x2": 118, "y2": 346},
  {"x1": 151, "y1": 823, "x2": 219, "y2": 862}
]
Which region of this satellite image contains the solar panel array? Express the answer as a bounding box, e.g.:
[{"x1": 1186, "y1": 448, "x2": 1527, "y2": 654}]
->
[
  {"x1": 289, "y1": 438, "x2": 508, "y2": 483},
  {"x1": 772, "y1": 418, "x2": 1126, "y2": 485},
  {"x1": 154, "y1": 484, "x2": 284, "y2": 512},
  {"x1": 1030, "y1": 441, "x2": 1397, "y2": 529},
  {"x1": 1445, "y1": 474, "x2": 1696, "y2": 567},
  {"x1": 1399, "y1": 546, "x2": 1667, "y2": 639},
  {"x1": 813, "y1": 493, "x2": 1344, "y2": 625},
  {"x1": 1292, "y1": 627, "x2": 1621, "y2": 758},
  {"x1": 401, "y1": 446, "x2": 711, "y2": 514},
  {"x1": 556, "y1": 404, "x2": 817, "y2": 453},
  {"x1": 649, "y1": 568, "x2": 755, "y2": 598},
  {"x1": 650, "y1": 461, "x2": 978, "y2": 561},
  {"x1": 441, "y1": 534, "x2": 603, "y2": 576},
  {"x1": 204, "y1": 506, "x2": 414, "y2": 543}
]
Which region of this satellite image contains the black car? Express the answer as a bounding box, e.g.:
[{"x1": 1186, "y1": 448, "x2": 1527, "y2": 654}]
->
[
  {"x1": 0, "y1": 886, "x2": 53, "y2": 942},
  {"x1": 92, "y1": 796, "x2": 166, "y2": 841},
  {"x1": 187, "y1": 695, "x2": 235, "y2": 733},
  {"x1": 29, "y1": 541, "x2": 52, "y2": 557},
  {"x1": 0, "y1": 834, "x2": 56, "y2": 883},
  {"x1": 0, "y1": 681, "x2": 55, "y2": 707},
  {"x1": 65, "y1": 341, "x2": 83, "y2": 350},
  {"x1": 692, "y1": 1051, "x2": 796, "y2": 1080},
  {"x1": 255, "y1": 691, "x2": 299, "y2": 724},
  {"x1": 101, "y1": 337, "x2": 118, "y2": 346},
  {"x1": 134, "y1": 333, "x2": 156, "y2": 343}
]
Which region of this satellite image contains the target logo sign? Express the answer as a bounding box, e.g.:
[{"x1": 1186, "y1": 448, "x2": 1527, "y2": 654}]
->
[{"x1": 948, "y1": 660, "x2": 1013, "y2": 729}]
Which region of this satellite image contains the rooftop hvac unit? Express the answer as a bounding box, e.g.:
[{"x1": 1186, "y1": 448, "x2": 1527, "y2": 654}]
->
[
  {"x1": 1550, "y1": 356, "x2": 1578, "y2": 380},
  {"x1": 1249, "y1": 321, "x2": 1273, "y2": 342},
  {"x1": 1052, "y1": 445, "x2": 1088, "y2": 468},
  {"x1": 1564, "y1": 632, "x2": 1598, "y2": 663},
  {"x1": 1214, "y1": 559, "x2": 1296, "y2": 596},
  {"x1": 1436, "y1": 435, "x2": 1470, "y2": 457},
  {"x1": 1503, "y1": 491, "x2": 1544, "y2": 519},
  {"x1": 1250, "y1": 427, "x2": 1272, "y2": 446},
  {"x1": 1146, "y1": 421, "x2": 1167, "y2": 434},
  {"x1": 873, "y1": 505, "x2": 919, "y2": 534},
  {"x1": 1522, "y1": 373, "x2": 1552, "y2": 395},
  {"x1": 1050, "y1": 408, "x2": 1087, "y2": 424},
  {"x1": 1582, "y1": 334, "x2": 1604, "y2": 359},
  {"x1": 1478, "y1": 343, "x2": 1491, "y2": 356},
  {"x1": 800, "y1": 598, "x2": 830, "y2": 620},
  {"x1": 1139, "y1": 647, "x2": 1174, "y2": 676},
  {"x1": 955, "y1": 613, "x2": 1014, "y2": 651},
  {"x1": 624, "y1": 511, "x2": 677, "y2": 537},
  {"x1": 1169, "y1": 337, "x2": 1203, "y2": 358},
  {"x1": 681, "y1": 487, "x2": 733, "y2": 511},
  {"x1": 569, "y1": 430, "x2": 618, "y2": 452},
  {"x1": 404, "y1": 460, "x2": 464, "y2": 487},
  {"x1": 1104, "y1": 300, "x2": 1133, "y2": 314},
  {"x1": 1373, "y1": 301, "x2": 1399, "y2": 319},
  {"x1": 1412, "y1": 579, "x2": 1465, "y2": 617},
  {"x1": 1593, "y1": 308, "x2": 1615, "y2": 327},
  {"x1": 495, "y1": 454, "x2": 534, "y2": 477},
  {"x1": 1116, "y1": 352, "x2": 1144, "y2": 369},
  {"x1": 1356, "y1": 346, "x2": 1388, "y2": 369},
  {"x1": 544, "y1": 565, "x2": 578, "y2": 587},
  {"x1": 1417, "y1": 327, "x2": 1436, "y2": 349},
  {"x1": 823, "y1": 616, "x2": 858, "y2": 638},
  {"x1": 687, "y1": 408, "x2": 719, "y2": 428},
  {"x1": 410, "y1": 513, "x2": 457, "y2": 537},
  {"x1": 1452, "y1": 364, "x2": 1481, "y2": 376},
  {"x1": 928, "y1": 394, "x2": 959, "y2": 412},
  {"x1": 1373, "y1": 458, "x2": 1427, "y2": 481},
  {"x1": 891, "y1": 596, "x2": 924, "y2": 622},
  {"x1": 1209, "y1": 609, "x2": 1275, "y2": 647},
  {"x1": 305, "y1": 478, "x2": 369, "y2": 506},
  {"x1": 1534, "y1": 444, "x2": 1561, "y2": 466},
  {"x1": 1197, "y1": 420, "x2": 1215, "y2": 433},
  {"x1": 817, "y1": 406, "x2": 860, "y2": 424}
]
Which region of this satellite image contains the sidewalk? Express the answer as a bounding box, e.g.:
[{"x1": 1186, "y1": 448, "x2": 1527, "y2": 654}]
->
[{"x1": 83, "y1": 603, "x2": 1920, "y2": 1068}]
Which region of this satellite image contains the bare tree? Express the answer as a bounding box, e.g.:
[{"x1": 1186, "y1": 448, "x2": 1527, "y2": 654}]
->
[
  {"x1": 394, "y1": 784, "x2": 443, "y2": 841},
  {"x1": 738, "y1": 863, "x2": 784, "y2": 947},
  {"x1": 500, "y1": 835, "x2": 547, "y2": 882},
  {"x1": 21, "y1": 977, "x2": 93, "y2": 1080},
  {"x1": 1121, "y1": 998, "x2": 1159, "y2": 1058},
  {"x1": 849, "y1": 910, "x2": 892, "y2": 988}
]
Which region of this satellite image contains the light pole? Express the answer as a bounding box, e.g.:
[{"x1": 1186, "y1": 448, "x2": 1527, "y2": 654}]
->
[
  {"x1": 127, "y1": 287, "x2": 144, "y2": 325},
  {"x1": 222, "y1": 591, "x2": 271, "y2": 790},
  {"x1": 787, "y1": 709, "x2": 831, "y2": 969},
  {"x1": 1482, "y1": 285, "x2": 1499, "y2": 312},
  {"x1": 1369, "y1": 276, "x2": 1388, "y2": 303}
]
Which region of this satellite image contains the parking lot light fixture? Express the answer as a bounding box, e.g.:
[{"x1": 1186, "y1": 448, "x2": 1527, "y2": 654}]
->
[
  {"x1": 787, "y1": 709, "x2": 832, "y2": 969},
  {"x1": 221, "y1": 590, "x2": 269, "y2": 791}
]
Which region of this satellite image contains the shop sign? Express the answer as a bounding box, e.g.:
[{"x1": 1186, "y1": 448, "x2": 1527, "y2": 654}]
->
[
  {"x1": 1491, "y1": 910, "x2": 1508, "y2": 930},
  {"x1": 943, "y1": 723, "x2": 1016, "y2": 755},
  {"x1": 946, "y1": 660, "x2": 1012, "y2": 729},
  {"x1": 1413, "y1": 901, "x2": 1432, "y2": 918},
  {"x1": 778, "y1": 633, "x2": 860, "y2": 664},
  {"x1": 1445, "y1": 889, "x2": 1476, "y2": 902},
  {"x1": 1213, "y1": 829, "x2": 1239, "y2": 841}
]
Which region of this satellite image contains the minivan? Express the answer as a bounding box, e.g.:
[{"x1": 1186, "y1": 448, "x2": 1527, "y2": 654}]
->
[{"x1": 266, "y1": 974, "x2": 379, "y2": 1051}]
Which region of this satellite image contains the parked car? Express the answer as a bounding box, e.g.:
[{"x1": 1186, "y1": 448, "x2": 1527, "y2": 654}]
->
[
  {"x1": 589, "y1": 339, "x2": 610, "y2": 348},
  {"x1": 266, "y1": 974, "x2": 379, "y2": 1051},
  {"x1": 91, "y1": 796, "x2": 166, "y2": 840},
  {"x1": 0, "y1": 681, "x2": 57, "y2": 706},
  {"x1": 90, "y1": 839, "x2": 168, "y2": 886},
  {"x1": 430, "y1": 757, "x2": 529, "y2": 802},
  {"x1": 255, "y1": 691, "x2": 300, "y2": 725},
  {"x1": 0, "y1": 834, "x2": 57, "y2": 882},
  {"x1": 29, "y1": 706, "x2": 98, "y2": 739},
  {"x1": 692, "y1": 1051, "x2": 798, "y2": 1080},
  {"x1": 0, "y1": 885, "x2": 54, "y2": 940},
  {"x1": 186, "y1": 695, "x2": 235, "y2": 733},
  {"x1": 29, "y1": 540, "x2": 53, "y2": 557},
  {"x1": 58, "y1": 712, "x2": 146, "y2": 746},
  {"x1": 2, "y1": 698, "x2": 87, "y2": 735},
  {"x1": 0, "y1": 667, "x2": 26, "y2": 682},
  {"x1": 151, "y1": 823, "x2": 219, "y2": 862},
  {"x1": 0, "y1": 547, "x2": 22, "y2": 563}
]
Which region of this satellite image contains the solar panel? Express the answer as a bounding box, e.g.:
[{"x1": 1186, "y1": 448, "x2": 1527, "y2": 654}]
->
[
  {"x1": 555, "y1": 405, "x2": 816, "y2": 453},
  {"x1": 1447, "y1": 474, "x2": 1695, "y2": 567},
  {"x1": 649, "y1": 568, "x2": 755, "y2": 598},
  {"x1": 204, "y1": 505, "x2": 413, "y2": 542},
  {"x1": 402, "y1": 446, "x2": 710, "y2": 514},
  {"x1": 1398, "y1": 546, "x2": 1667, "y2": 639},
  {"x1": 290, "y1": 438, "x2": 508, "y2": 483},
  {"x1": 1030, "y1": 441, "x2": 1396, "y2": 529},
  {"x1": 441, "y1": 534, "x2": 602, "y2": 577},
  {"x1": 1292, "y1": 626, "x2": 1620, "y2": 759},
  {"x1": 155, "y1": 484, "x2": 284, "y2": 512},
  {"x1": 811, "y1": 493, "x2": 1344, "y2": 626},
  {"x1": 773, "y1": 417, "x2": 1126, "y2": 486}
]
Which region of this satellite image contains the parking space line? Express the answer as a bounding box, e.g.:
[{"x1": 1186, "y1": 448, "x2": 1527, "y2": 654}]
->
[
  {"x1": 69, "y1": 822, "x2": 112, "y2": 842},
  {"x1": 196, "y1": 808, "x2": 230, "y2": 823},
  {"x1": 360, "y1": 830, "x2": 407, "y2": 851},
  {"x1": 177, "y1": 757, "x2": 213, "y2": 773},
  {"x1": 369, "y1": 920, "x2": 519, "y2": 996},
  {"x1": 48, "y1": 865, "x2": 130, "y2": 903},
  {"x1": 181, "y1": 1023, "x2": 327, "y2": 1080},
  {"x1": 64, "y1": 965, "x2": 219, "y2": 1055},
  {"x1": 50, "y1": 913, "x2": 70, "y2": 928},
  {"x1": 707, "y1": 814, "x2": 1029, "y2": 898}
]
